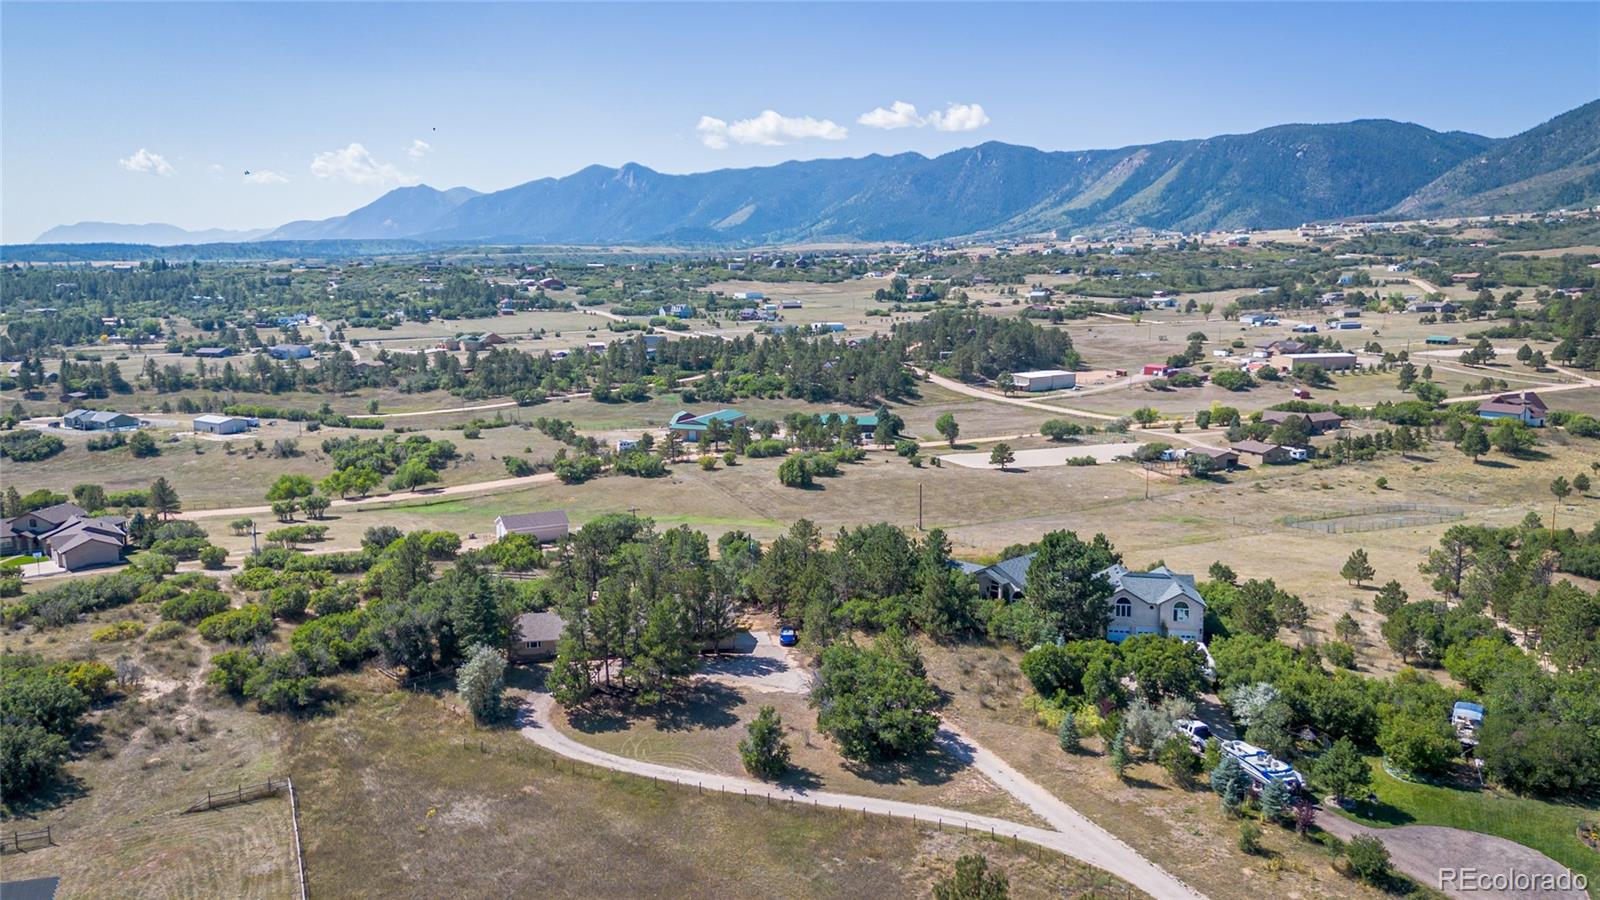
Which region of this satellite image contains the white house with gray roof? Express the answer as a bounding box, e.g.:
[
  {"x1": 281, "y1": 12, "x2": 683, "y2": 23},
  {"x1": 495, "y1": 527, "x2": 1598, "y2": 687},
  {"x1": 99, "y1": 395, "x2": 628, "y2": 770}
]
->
[{"x1": 969, "y1": 555, "x2": 1204, "y2": 643}]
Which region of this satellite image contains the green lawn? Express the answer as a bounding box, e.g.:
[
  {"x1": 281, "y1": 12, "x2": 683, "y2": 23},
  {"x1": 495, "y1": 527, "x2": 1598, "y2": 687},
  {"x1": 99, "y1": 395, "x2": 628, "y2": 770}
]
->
[
  {"x1": 1335, "y1": 758, "x2": 1598, "y2": 885},
  {"x1": 0, "y1": 555, "x2": 34, "y2": 569}
]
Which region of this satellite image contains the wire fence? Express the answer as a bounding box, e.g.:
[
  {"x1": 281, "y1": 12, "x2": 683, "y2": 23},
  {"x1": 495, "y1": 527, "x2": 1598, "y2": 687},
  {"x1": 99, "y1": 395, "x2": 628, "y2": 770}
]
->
[{"x1": 1282, "y1": 504, "x2": 1464, "y2": 534}]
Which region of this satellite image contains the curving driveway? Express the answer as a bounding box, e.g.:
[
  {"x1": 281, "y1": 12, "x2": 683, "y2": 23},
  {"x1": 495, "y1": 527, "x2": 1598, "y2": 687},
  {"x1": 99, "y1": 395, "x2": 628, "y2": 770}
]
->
[
  {"x1": 1318, "y1": 814, "x2": 1588, "y2": 899},
  {"x1": 517, "y1": 692, "x2": 1201, "y2": 900}
]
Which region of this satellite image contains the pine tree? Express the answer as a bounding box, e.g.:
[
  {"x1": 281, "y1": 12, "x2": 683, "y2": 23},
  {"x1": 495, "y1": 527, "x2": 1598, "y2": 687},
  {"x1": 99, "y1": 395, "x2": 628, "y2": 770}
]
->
[
  {"x1": 1260, "y1": 779, "x2": 1291, "y2": 823},
  {"x1": 1108, "y1": 724, "x2": 1131, "y2": 780},
  {"x1": 1211, "y1": 755, "x2": 1250, "y2": 811},
  {"x1": 1458, "y1": 423, "x2": 1489, "y2": 462},
  {"x1": 1374, "y1": 580, "x2": 1409, "y2": 616},
  {"x1": 1057, "y1": 712, "x2": 1080, "y2": 753},
  {"x1": 738, "y1": 705, "x2": 792, "y2": 780},
  {"x1": 147, "y1": 477, "x2": 181, "y2": 520},
  {"x1": 1340, "y1": 549, "x2": 1375, "y2": 586}
]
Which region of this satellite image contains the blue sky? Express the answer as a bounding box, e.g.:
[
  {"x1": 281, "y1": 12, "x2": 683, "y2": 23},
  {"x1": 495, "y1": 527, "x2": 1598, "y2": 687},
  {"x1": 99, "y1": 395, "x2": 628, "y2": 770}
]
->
[{"x1": 3, "y1": 2, "x2": 1597, "y2": 243}]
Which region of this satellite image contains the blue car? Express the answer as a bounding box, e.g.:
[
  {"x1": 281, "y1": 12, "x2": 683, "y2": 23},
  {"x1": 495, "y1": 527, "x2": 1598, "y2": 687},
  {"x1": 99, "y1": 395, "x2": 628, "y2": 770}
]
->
[{"x1": 778, "y1": 627, "x2": 798, "y2": 647}]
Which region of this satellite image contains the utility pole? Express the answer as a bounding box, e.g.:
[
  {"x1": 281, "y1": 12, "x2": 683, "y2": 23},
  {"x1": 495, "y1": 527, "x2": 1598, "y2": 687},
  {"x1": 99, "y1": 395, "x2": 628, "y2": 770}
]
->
[
  {"x1": 250, "y1": 521, "x2": 260, "y2": 556},
  {"x1": 917, "y1": 483, "x2": 924, "y2": 531}
]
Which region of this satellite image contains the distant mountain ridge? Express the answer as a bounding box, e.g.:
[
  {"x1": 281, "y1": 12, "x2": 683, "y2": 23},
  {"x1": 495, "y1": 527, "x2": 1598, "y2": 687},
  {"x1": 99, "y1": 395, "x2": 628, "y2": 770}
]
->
[
  {"x1": 33, "y1": 222, "x2": 270, "y2": 246},
  {"x1": 1393, "y1": 99, "x2": 1600, "y2": 217},
  {"x1": 33, "y1": 101, "x2": 1599, "y2": 247},
  {"x1": 262, "y1": 185, "x2": 481, "y2": 241},
  {"x1": 414, "y1": 121, "x2": 1495, "y2": 244}
]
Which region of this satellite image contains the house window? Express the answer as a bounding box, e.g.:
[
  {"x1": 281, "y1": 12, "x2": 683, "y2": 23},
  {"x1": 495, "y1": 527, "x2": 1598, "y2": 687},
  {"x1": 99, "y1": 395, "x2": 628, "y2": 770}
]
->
[
  {"x1": 524, "y1": 640, "x2": 542, "y2": 649},
  {"x1": 1172, "y1": 601, "x2": 1191, "y2": 622},
  {"x1": 1113, "y1": 599, "x2": 1132, "y2": 618}
]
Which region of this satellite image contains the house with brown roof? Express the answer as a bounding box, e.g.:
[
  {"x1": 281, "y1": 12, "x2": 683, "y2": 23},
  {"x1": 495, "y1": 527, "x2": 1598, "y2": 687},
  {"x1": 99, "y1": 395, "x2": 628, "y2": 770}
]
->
[
  {"x1": 1184, "y1": 446, "x2": 1239, "y2": 470},
  {"x1": 510, "y1": 611, "x2": 567, "y2": 662},
  {"x1": 1231, "y1": 440, "x2": 1294, "y2": 465},
  {"x1": 1261, "y1": 409, "x2": 1344, "y2": 435},
  {"x1": 1476, "y1": 391, "x2": 1547, "y2": 427}
]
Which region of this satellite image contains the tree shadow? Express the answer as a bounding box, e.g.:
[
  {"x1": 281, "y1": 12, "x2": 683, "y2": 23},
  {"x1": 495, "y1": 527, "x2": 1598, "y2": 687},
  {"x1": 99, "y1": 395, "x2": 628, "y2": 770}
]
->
[
  {"x1": 1, "y1": 772, "x2": 87, "y2": 820},
  {"x1": 645, "y1": 681, "x2": 745, "y2": 733},
  {"x1": 563, "y1": 680, "x2": 746, "y2": 735},
  {"x1": 1118, "y1": 774, "x2": 1165, "y2": 791},
  {"x1": 1345, "y1": 796, "x2": 1417, "y2": 826},
  {"x1": 1472, "y1": 459, "x2": 1516, "y2": 469},
  {"x1": 563, "y1": 705, "x2": 632, "y2": 734},
  {"x1": 843, "y1": 748, "x2": 966, "y2": 788},
  {"x1": 776, "y1": 765, "x2": 825, "y2": 793}
]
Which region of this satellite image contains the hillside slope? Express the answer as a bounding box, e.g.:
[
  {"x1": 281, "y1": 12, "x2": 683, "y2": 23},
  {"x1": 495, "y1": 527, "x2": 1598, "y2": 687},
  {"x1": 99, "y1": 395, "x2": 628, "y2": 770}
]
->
[
  {"x1": 263, "y1": 185, "x2": 482, "y2": 241},
  {"x1": 1394, "y1": 99, "x2": 1600, "y2": 217},
  {"x1": 417, "y1": 120, "x2": 1491, "y2": 244}
]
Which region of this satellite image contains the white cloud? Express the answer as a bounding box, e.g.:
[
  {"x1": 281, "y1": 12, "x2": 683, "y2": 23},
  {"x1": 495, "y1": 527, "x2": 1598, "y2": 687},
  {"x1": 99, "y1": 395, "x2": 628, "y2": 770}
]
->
[
  {"x1": 118, "y1": 148, "x2": 175, "y2": 177},
  {"x1": 243, "y1": 170, "x2": 290, "y2": 185},
  {"x1": 857, "y1": 101, "x2": 924, "y2": 130},
  {"x1": 927, "y1": 102, "x2": 991, "y2": 132},
  {"x1": 697, "y1": 117, "x2": 731, "y2": 150},
  {"x1": 407, "y1": 139, "x2": 432, "y2": 160},
  {"x1": 697, "y1": 110, "x2": 848, "y2": 149},
  {"x1": 310, "y1": 143, "x2": 419, "y2": 186}
]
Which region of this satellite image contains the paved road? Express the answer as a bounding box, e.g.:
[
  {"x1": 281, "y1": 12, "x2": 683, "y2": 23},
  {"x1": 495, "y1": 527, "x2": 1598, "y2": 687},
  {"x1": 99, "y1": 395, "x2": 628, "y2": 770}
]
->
[
  {"x1": 517, "y1": 692, "x2": 1202, "y2": 900},
  {"x1": 1318, "y1": 814, "x2": 1587, "y2": 900},
  {"x1": 178, "y1": 472, "x2": 558, "y2": 520}
]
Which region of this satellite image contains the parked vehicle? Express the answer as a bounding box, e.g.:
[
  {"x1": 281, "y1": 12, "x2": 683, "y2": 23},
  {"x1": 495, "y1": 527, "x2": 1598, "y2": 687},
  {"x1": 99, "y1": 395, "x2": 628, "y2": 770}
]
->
[
  {"x1": 1174, "y1": 718, "x2": 1212, "y2": 751},
  {"x1": 1222, "y1": 739, "x2": 1305, "y2": 791},
  {"x1": 778, "y1": 626, "x2": 798, "y2": 647}
]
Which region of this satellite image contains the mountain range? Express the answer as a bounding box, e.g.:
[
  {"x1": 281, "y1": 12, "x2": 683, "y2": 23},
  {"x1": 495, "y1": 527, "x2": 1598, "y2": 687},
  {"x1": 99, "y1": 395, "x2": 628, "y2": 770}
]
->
[
  {"x1": 34, "y1": 100, "x2": 1600, "y2": 248},
  {"x1": 33, "y1": 222, "x2": 271, "y2": 246}
]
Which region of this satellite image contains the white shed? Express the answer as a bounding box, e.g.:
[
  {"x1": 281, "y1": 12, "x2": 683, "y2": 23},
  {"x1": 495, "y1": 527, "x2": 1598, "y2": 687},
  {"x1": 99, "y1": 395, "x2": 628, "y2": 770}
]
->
[
  {"x1": 1010, "y1": 370, "x2": 1077, "y2": 392},
  {"x1": 193, "y1": 414, "x2": 251, "y2": 435}
]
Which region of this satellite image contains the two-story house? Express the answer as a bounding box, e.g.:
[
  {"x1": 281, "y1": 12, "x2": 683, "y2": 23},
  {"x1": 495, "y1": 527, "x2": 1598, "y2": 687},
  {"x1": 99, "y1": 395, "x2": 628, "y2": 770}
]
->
[{"x1": 969, "y1": 555, "x2": 1205, "y2": 643}]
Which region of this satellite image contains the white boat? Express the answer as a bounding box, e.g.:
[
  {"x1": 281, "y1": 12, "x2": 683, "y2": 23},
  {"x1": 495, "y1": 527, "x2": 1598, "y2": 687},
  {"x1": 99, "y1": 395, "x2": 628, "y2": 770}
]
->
[{"x1": 1222, "y1": 739, "x2": 1305, "y2": 791}]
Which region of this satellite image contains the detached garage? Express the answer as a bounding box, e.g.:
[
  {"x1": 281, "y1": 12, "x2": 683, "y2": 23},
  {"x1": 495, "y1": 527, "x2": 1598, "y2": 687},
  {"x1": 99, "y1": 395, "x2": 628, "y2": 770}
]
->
[
  {"x1": 194, "y1": 414, "x2": 251, "y2": 435},
  {"x1": 1011, "y1": 369, "x2": 1077, "y2": 392}
]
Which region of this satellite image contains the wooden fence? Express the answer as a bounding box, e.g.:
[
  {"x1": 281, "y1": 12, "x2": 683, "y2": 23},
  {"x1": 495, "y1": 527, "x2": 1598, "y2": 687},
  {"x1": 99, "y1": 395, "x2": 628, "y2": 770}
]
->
[
  {"x1": 182, "y1": 777, "x2": 288, "y2": 814},
  {"x1": 0, "y1": 825, "x2": 54, "y2": 853}
]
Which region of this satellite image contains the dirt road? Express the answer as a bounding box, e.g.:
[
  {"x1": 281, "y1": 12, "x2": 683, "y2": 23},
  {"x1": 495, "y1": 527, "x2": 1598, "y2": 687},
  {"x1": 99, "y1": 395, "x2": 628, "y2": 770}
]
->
[
  {"x1": 918, "y1": 370, "x2": 1225, "y2": 449},
  {"x1": 178, "y1": 472, "x2": 558, "y2": 520}
]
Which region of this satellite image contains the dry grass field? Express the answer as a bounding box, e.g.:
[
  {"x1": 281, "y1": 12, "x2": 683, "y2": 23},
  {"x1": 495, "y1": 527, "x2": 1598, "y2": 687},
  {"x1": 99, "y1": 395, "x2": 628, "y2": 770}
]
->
[
  {"x1": 554, "y1": 680, "x2": 1047, "y2": 826},
  {"x1": 1, "y1": 609, "x2": 297, "y2": 898},
  {"x1": 287, "y1": 678, "x2": 1134, "y2": 900}
]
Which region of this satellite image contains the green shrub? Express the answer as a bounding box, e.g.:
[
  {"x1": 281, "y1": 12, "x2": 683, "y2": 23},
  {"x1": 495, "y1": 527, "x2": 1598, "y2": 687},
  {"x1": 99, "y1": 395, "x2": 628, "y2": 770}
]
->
[
  {"x1": 198, "y1": 604, "x2": 274, "y2": 644},
  {"x1": 145, "y1": 620, "x2": 186, "y2": 641},
  {"x1": 159, "y1": 589, "x2": 231, "y2": 624},
  {"x1": 199, "y1": 545, "x2": 228, "y2": 569},
  {"x1": 92, "y1": 620, "x2": 146, "y2": 642}
]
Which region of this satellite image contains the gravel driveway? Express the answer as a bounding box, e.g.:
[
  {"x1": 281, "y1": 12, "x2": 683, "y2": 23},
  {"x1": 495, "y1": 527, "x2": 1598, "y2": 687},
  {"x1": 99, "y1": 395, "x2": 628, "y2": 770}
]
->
[
  {"x1": 1318, "y1": 814, "x2": 1588, "y2": 899},
  {"x1": 698, "y1": 630, "x2": 812, "y2": 694}
]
